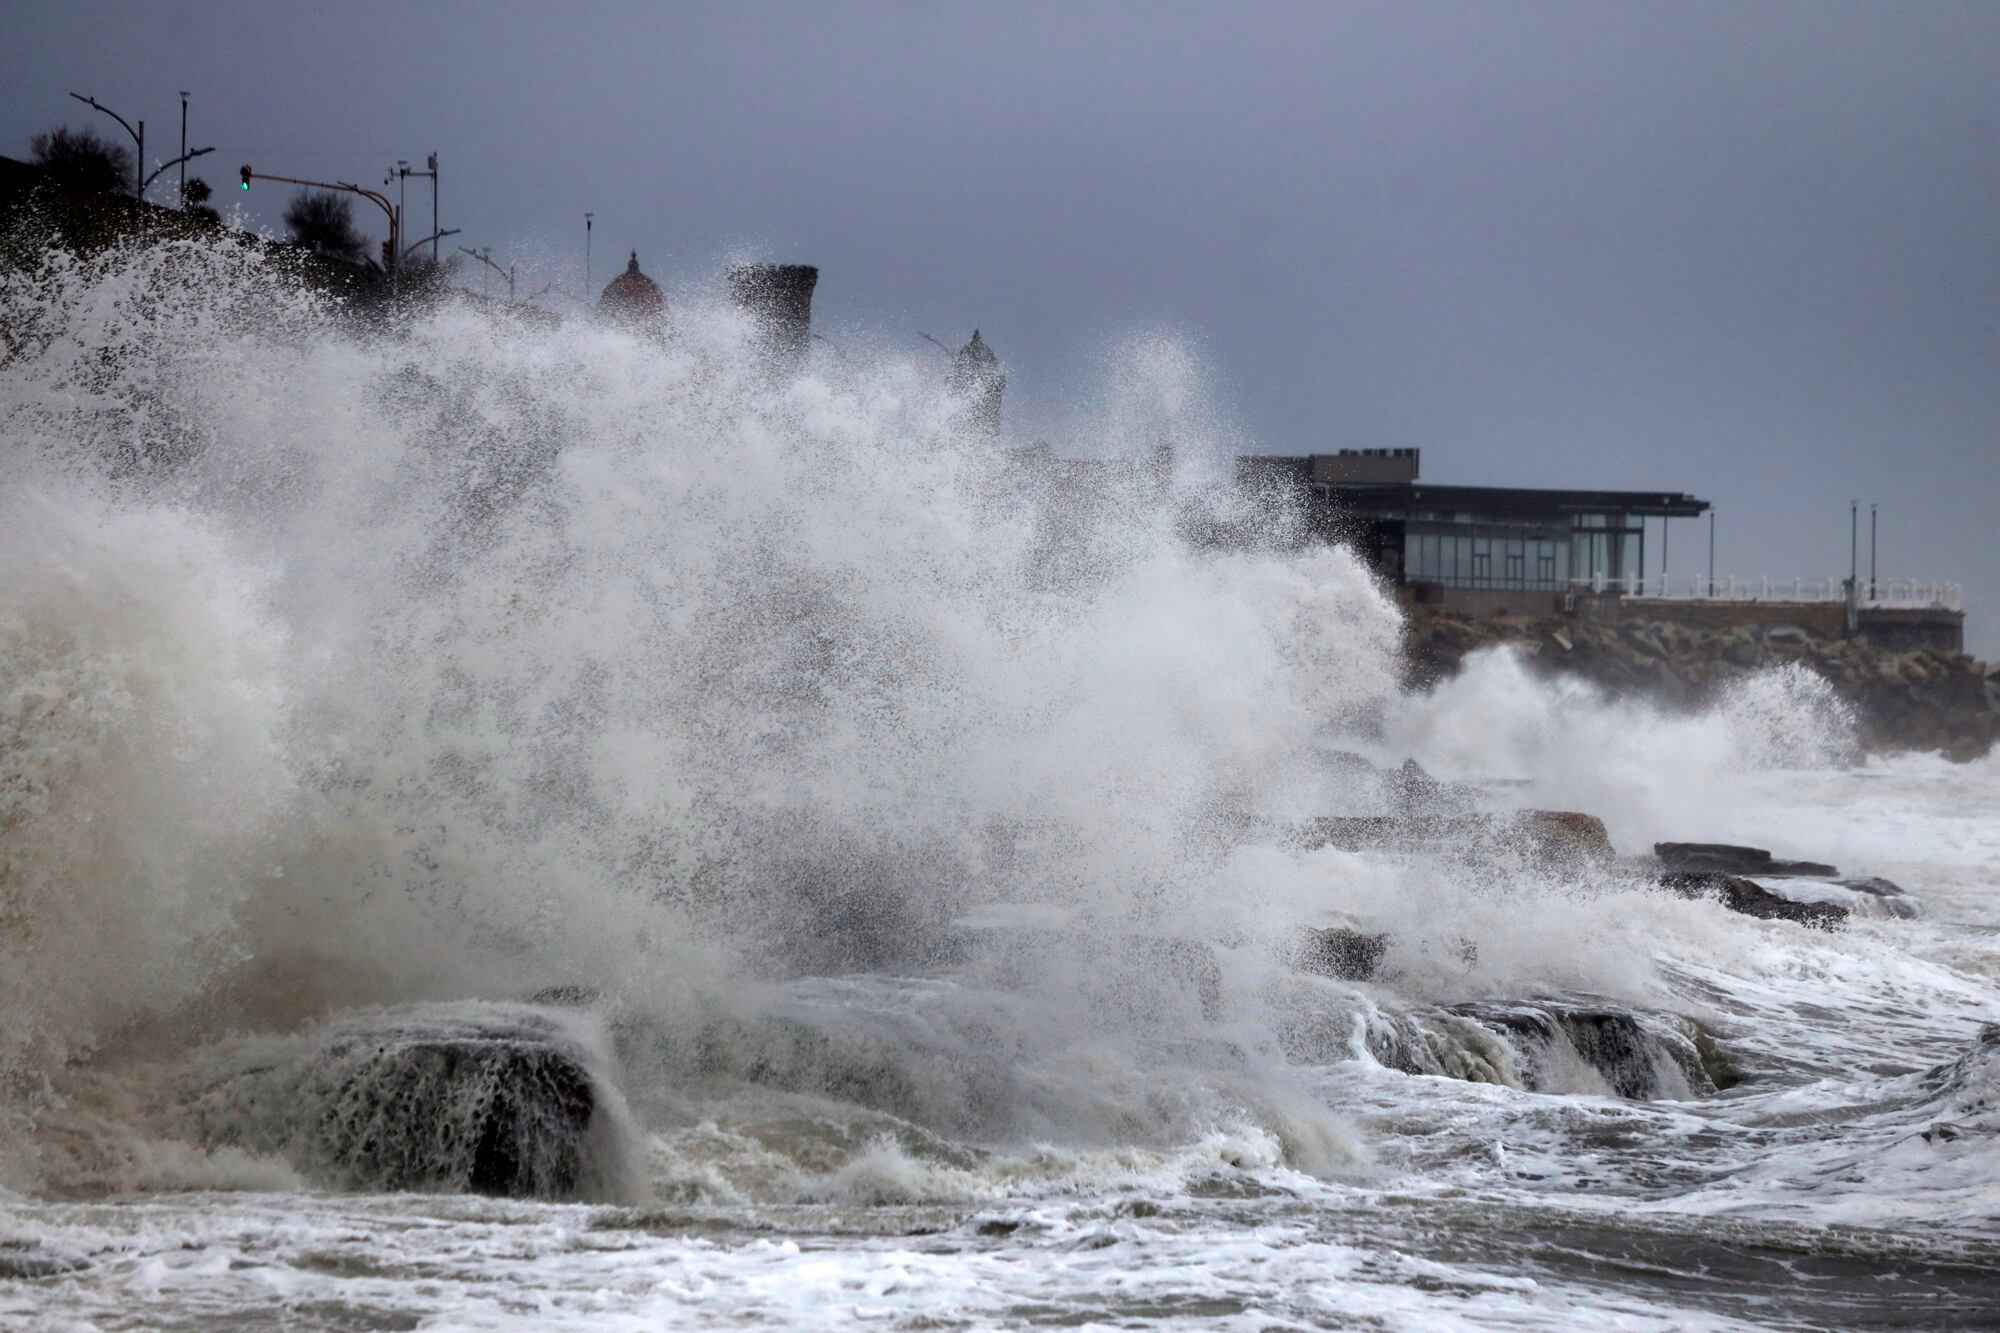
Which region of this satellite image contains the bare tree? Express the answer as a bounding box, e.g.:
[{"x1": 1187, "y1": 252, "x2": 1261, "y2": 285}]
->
[
  {"x1": 283, "y1": 189, "x2": 368, "y2": 264},
  {"x1": 30, "y1": 125, "x2": 134, "y2": 196}
]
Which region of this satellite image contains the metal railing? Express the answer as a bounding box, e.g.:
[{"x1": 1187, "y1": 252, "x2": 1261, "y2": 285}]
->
[{"x1": 1575, "y1": 574, "x2": 1963, "y2": 610}]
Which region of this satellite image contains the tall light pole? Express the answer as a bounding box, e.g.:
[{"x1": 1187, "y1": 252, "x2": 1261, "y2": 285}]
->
[
  {"x1": 1849, "y1": 500, "x2": 1859, "y2": 591},
  {"x1": 394, "y1": 156, "x2": 440, "y2": 259},
  {"x1": 69, "y1": 93, "x2": 142, "y2": 197},
  {"x1": 1869, "y1": 503, "x2": 1878, "y2": 602},
  {"x1": 584, "y1": 212, "x2": 595, "y2": 300},
  {"x1": 391, "y1": 160, "x2": 408, "y2": 238},
  {"x1": 1707, "y1": 507, "x2": 1716, "y2": 597},
  {"x1": 179, "y1": 92, "x2": 188, "y2": 205}
]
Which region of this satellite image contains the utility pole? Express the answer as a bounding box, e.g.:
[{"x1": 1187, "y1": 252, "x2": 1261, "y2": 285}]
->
[
  {"x1": 1662, "y1": 515, "x2": 1670, "y2": 588},
  {"x1": 584, "y1": 213, "x2": 594, "y2": 299},
  {"x1": 179, "y1": 92, "x2": 188, "y2": 205}
]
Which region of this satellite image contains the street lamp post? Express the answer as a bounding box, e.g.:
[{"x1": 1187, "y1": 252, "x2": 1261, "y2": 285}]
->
[
  {"x1": 402, "y1": 228, "x2": 460, "y2": 261},
  {"x1": 1707, "y1": 508, "x2": 1716, "y2": 598},
  {"x1": 1869, "y1": 503, "x2": 1878, "y2": 602},
  {"x1": 394, "y1": 156, "x2": 441, "y2": 261},
  {"x1": 141, "y1": 146, "x2": 214, "y2": 199},
  {"x1": 179, "y1": 92, "x2": 188, "y2": 205},
  {"x1": 458, "y1": 246, "x2": 516, "y2": 301},
  {"x1": 584, "y1": 213, "x2": 594, "y2": 299},
  {"x1": 69, "y1": 92, "x2": 142, "y2": 197}
]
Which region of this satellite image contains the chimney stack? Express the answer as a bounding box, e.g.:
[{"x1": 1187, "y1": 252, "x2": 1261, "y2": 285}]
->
[{"x1": 728, "y1": 263, "x2": 818, "y2": 376}]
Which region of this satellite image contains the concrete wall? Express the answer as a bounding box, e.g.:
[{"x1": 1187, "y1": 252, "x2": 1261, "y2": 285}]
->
[
  {"x1": 1393, "y1": 582, "x2": 1964, "y2": 654},
  {"x1": 1857, "y1": 607, "x2": 1965, "y2": 654},
  {"x1": 1597, "y1": 596, "x2": 1850, "y2": 636}
]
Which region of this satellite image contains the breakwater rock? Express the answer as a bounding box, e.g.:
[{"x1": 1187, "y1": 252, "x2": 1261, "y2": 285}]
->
[
  {"x1": 1408, "y1": 610, "x2": 1999, "y2": 760},
  {"x1": 183, "y1": 1003, "x2": 635, "y2": 1201}
]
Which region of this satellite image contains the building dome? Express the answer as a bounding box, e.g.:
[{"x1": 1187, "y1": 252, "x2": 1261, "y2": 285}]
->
[{"x1": 599, "y1": 250, "x2": 664, "y2": 322}]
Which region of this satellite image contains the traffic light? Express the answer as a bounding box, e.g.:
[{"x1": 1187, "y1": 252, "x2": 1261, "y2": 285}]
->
[{"x1": 239, "y1": 165, "x2": 252, "y2": 190}]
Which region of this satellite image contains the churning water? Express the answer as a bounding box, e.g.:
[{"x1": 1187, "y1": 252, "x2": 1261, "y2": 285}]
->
[{"x1": 2, "y1": 237, "x2": 1997, "y2": 1329}]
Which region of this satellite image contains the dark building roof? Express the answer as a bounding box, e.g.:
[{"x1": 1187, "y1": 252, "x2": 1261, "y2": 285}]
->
[
  {"x1": 1328, "y1": 482, "x2": 1708, "y2": 520},
  {"x1": 1239, "y1": 452, "x2": 1708, "y2": 519}
]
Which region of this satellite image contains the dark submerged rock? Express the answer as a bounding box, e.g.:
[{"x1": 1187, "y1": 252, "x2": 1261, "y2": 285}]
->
[{"x1": 1660, "y1": 871, "x2": 1849, "y2": 930}]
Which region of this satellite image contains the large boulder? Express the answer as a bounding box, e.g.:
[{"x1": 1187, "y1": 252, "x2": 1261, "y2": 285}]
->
[
  {"x1": 1290, "y1": 927, "x2": 1389, "y2": 982},
  {"x1": 1655, "y1": 842, "x2": 1838, "y2": 878},
  {"x1": 185, "y1": 1004, "x2": 628, "y2": 1200}
]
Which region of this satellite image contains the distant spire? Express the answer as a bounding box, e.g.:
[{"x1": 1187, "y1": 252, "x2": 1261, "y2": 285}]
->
[{"x1": 627, "y1": 250, "x2": 640, "y2": 274}]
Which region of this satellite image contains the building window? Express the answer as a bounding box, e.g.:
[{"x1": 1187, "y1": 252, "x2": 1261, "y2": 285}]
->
[{"x1": 1505, "y1": 551, "x2": 1525, "y2": 584}]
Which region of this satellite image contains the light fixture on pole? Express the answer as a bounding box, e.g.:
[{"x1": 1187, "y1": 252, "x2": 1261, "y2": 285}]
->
[
  {"x1": 394, "y1": 157, "x2": 440, "y2": 259},
  {"x1": 69, "y1": 92, "x2": 143, "y2": 197},
  {"x1": 458, "y1": 246, "x2": 517, "y2": 301}
]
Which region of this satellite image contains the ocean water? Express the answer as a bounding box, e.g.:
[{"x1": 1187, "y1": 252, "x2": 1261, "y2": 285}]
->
[{"x1": 2, "y1": 237, "x2": 1996, "y2": 1330}]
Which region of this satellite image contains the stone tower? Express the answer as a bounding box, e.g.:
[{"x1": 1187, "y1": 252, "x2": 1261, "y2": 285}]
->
[
  {"x1": 727, "y1": 263, "x2": 818, "y2": 376},
  {"x1": 947, "y1": 329, "x2": 1004, "y2": 438}
]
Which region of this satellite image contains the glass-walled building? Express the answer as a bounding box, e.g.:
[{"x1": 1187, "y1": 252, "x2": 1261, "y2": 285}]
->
[{"x1": 1237, "y1": 450, "x2": 1706, "y2": 593}]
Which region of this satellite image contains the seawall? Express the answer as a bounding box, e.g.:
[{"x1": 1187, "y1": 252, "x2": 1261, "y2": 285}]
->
[{"x1": 1406, "y1": 609, "x2": 2000, "y2": 761}]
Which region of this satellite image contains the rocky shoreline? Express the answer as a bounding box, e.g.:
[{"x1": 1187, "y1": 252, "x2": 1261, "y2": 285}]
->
[{"x1": 1407, "y1": 609, "x2": 2000, "y2": 761}]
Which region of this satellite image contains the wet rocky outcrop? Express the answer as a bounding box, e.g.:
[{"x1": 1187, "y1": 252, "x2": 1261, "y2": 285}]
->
[
  {"x1": 1407, "y1": 610, "x2": 1999, "y2": 760},
  {"x1": 1447, "y1": 1000, "x2": 1725, "y2": 1099},
  {"x1": 1658, "y1": 871, "x2": 1849, "y2": 929},
  {"x1": 1655, "y1": 842, "x2": 1837, "y2": 878},
  {"x1": 184, "y1": 1004, "x2": 626, "y2": 1201},
  {"x1": 1278, "y1": 989, "x2": 1731, "y2": 1100},
  {"x1": 1291, "y1": 808, "x2": 1612, "y2": 870}
]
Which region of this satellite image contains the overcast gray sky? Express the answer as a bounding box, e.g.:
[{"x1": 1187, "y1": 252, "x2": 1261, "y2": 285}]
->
[{"x1": 10, "y1": 1, "x2": 1998, "y2": 653}]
